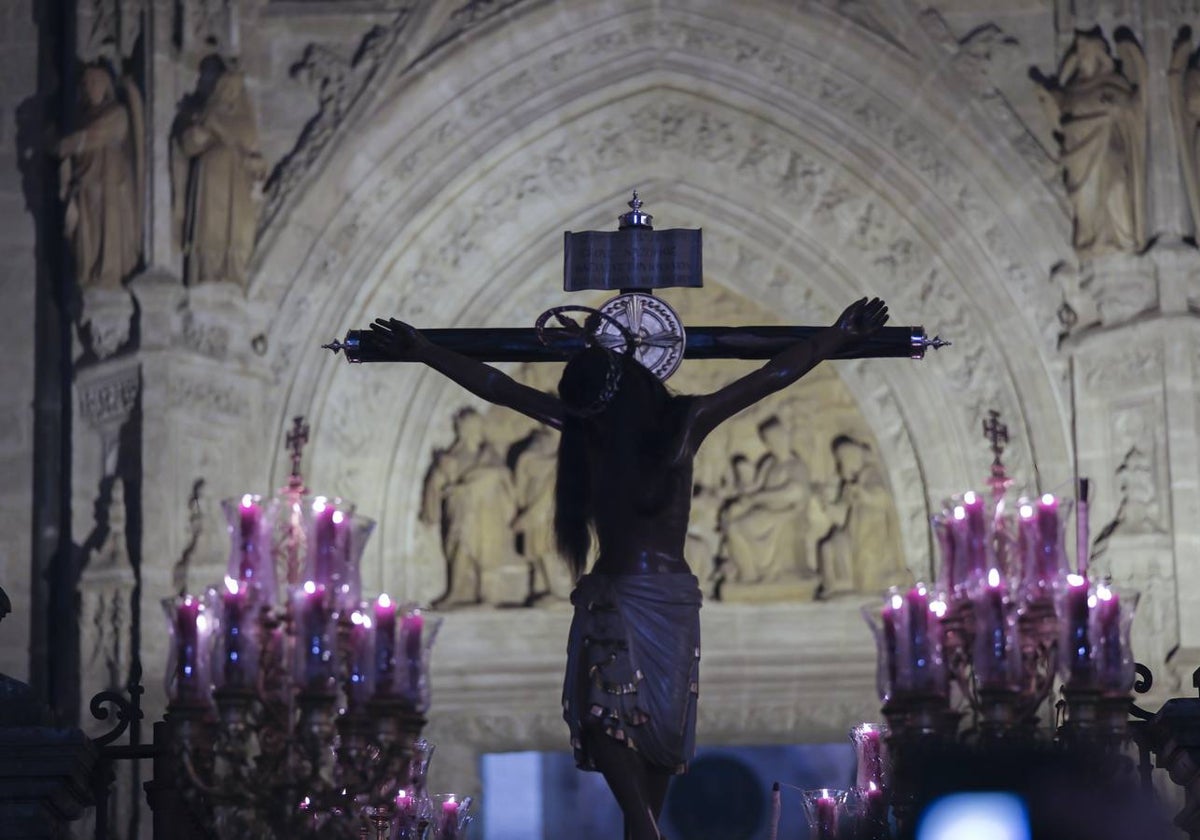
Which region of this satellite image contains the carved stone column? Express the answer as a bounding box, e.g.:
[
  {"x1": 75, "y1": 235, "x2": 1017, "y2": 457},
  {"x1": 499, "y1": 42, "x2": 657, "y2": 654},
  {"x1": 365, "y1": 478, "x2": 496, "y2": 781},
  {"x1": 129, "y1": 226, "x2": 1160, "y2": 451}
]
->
[{"x1": 129, "y1": 271, "x2": 275, "y2": 726}]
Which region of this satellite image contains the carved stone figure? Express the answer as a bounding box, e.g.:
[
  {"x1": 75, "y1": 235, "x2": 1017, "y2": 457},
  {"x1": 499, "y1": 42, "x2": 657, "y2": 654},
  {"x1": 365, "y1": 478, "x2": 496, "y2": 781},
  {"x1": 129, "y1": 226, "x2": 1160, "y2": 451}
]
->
[
  {"x1": 173, "y1": 64, "x2": 266, "y2": 287},
  {"x1": 817, "y1": 436, "x2": 907, "y2": 596},
  {"x1": 718, "y1": 417, "x2": 817, "y2": 585},
  {"x1": 422, "y1": 408, "x2": 521, "y2": 606},
  {"x1": 1031, "y1": 28, "x2": 1147, "y2": 259},
  {"x1": 57, "y1": 65, "x2": 143, "y2": 290},
  {"x1": 513, "y1": 426, "x2": 571, "y2": 601},
  {"x1": 1170, "y1": 27, "x2": 1200, "y2": 237}
]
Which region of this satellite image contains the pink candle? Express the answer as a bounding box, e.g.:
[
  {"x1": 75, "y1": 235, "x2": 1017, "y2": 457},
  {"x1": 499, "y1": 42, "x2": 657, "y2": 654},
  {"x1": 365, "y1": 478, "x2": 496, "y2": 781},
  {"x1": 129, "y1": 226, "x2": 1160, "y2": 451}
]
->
[
  {"x1": 441, "y1": 796, "x2": 460, "y2": 840},
  {"x1": 852, "y1": 724, "x2": 885, "y2": 790},
  {"x1": 221, "y1": 577, "x2": 249, "y2": 688},
  {"x1": 374, "y1": 594, "x2": 397, "y2": 694},
  {"x1": 402, "y1": 609, "x2": 425, "y2": 701},
  {"x1": 815, "y1": 795, "x2": 837, "y2": 840}
]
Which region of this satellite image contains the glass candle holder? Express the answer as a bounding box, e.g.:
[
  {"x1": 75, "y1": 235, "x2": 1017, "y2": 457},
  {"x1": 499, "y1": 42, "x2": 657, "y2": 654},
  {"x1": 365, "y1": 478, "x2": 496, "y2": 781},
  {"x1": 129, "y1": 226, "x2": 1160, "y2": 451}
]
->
[
  {"x1": 801, "y1": 788, "x2": 849, "y2": 840},
  {"x1": 431, "y1": 794, "x2": 472, "y2": 840},
  {"x1": 163, "y1": 593, "x2": 214, "y2": 707},
  {"x1": 970, "y1": 568, "x2": 1022, "y2": 692},
  {"x1": 344, "y1": 606, "x2": 373, "y2": 714},
  {"x1": 1094, "y1": 582, "x2": 1139, "y2": 696},
  {"x1": 1015, "y1": 494, "x2": 1072, "y2": 603},
  {"x1": 293, "y1": 580, "x2": 336, "y2": 692},
  {"x1": 400, "y1": 607, "x2": 441, "y2": 712},
  {"x1": 850, "y1": 723, "x2": 889, "y2": 792},
  {"x1": 300, "y1": 495, "x2": 375, "y2": 613},
  {"x1": 1058, "y1": 573, "x2": 1094, "y2": 688},
  {"x1": 222, "y1": 493, "x2": 278, "y2": 606},
  {"x1": 212, "y1": 576, "x2": 261, "y2": 691}
]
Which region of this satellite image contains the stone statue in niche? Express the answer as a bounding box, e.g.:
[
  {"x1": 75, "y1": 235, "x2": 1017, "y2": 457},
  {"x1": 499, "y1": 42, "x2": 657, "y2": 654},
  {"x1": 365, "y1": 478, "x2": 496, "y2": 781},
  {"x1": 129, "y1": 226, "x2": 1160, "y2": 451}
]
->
[
  {"x1": 717, "y1": 417, "x2": 822, "y2": 596},
  {"x1": 513, "y1": 426, "x2": 573, "y2": 601},
  {"x1": 56, "y1": 64, "x2": 143, "y2": 291},
  {"x1": 172, "y1": 58, "x2": 266, "y2": 288},
  {"x1": 817, "y1": 436, "x2": 909, "y2": 596},
  {"x1": 1031, "y1": 27, "x2": 1147, "y2": 259},
  {"x1": 1170, "y1": 26, "x2": 1200, "y2": 238},
  {"x1": 422, "y1": 408, "x2": 522, "y2": 606}
]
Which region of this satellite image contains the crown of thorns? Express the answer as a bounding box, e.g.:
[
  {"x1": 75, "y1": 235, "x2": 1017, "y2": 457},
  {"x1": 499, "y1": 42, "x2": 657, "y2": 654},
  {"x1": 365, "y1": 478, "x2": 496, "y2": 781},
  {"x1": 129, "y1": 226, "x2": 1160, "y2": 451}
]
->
[{"x1": 535, "y1": 306, "x2": 636, "y2": 417}]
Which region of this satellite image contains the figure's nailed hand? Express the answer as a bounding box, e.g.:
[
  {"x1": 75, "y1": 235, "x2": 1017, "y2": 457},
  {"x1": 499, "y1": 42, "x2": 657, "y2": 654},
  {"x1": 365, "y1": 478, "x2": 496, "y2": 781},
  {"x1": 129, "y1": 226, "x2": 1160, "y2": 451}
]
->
[
  {"x1": 833, "y1": 297, "x2": 889, "y2": 339},
  {"x1": 368, "y1": 318, "x2": 430, "y2": 360}
]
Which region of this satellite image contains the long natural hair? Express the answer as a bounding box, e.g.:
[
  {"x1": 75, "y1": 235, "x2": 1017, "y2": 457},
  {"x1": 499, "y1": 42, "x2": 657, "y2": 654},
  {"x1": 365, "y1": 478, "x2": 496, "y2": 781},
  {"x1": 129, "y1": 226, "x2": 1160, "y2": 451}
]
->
[{"x1": 554, "y1": 347, "x2": 679, "y2": 578}]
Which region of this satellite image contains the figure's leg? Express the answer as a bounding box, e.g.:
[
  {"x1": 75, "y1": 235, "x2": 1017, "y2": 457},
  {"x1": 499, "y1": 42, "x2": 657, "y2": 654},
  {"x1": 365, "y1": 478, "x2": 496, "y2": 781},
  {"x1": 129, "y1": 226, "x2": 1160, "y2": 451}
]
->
[
  {"x1": 581, "y1": 726, "x2": 662, "y2": 840},
  {"x1": 647, "y1": 769, "x2": 671, "y2": 824}
]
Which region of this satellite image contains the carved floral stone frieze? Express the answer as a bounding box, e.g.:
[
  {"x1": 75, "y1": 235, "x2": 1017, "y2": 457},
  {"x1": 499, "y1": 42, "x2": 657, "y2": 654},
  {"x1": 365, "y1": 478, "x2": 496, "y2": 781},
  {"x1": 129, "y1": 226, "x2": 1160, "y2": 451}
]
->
[{"x1": 77, "y1": 362, "x2": 140, "y2": 430}]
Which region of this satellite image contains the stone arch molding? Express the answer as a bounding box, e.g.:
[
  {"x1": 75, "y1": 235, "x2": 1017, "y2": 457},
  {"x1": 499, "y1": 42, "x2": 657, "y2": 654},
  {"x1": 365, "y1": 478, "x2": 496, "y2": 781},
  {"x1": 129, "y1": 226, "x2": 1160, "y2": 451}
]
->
[{"x1": 251, "y1": 1, "x2": 1075, "y2": 595}]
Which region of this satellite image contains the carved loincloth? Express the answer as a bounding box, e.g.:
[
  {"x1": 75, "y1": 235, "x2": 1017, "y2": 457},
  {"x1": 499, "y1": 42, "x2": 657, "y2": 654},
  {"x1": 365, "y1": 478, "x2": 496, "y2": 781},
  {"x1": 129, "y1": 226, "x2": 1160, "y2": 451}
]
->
[{"x1": 562, "y1": 572, "x2": 702, "y2": 774}]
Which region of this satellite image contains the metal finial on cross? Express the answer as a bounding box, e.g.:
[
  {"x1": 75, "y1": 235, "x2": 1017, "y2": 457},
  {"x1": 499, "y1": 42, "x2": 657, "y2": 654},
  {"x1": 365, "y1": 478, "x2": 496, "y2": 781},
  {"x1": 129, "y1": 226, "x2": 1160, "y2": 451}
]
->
[
  {"x1": 983, "y1": 409, "x2": 1010, "y2": 498},
  {"x1": 285, "y1": 415, "x2": 310, "y2": 492}
]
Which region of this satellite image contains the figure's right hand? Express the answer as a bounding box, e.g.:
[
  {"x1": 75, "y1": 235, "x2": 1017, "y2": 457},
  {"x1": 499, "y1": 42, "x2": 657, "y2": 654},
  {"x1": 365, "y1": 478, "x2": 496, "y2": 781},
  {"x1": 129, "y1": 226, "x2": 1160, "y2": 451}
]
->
[{"x1": 369, "y1": 318, "x2": 431, "y2": 361}]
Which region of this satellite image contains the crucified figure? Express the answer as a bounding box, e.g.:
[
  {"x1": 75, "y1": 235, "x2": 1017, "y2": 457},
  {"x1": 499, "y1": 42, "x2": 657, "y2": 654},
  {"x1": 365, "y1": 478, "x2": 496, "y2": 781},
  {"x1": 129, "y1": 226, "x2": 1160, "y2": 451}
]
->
[{"x1": 368, "y1": 296, "x2": 889, "y2": 840}]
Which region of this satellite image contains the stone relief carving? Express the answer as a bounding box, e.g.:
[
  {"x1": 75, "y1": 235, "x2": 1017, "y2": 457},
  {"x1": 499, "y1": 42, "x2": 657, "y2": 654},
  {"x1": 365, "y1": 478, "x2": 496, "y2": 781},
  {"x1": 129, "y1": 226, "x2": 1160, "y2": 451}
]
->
[
  {"x1": 1169, "y1": 26, "x2": 1200, "y2": 238},
  {"x1": 1031, "y1": 27, "x2": 1148, "y2": 260},
  {"x1": 77, "y1": 0, "x2": 144, "y2": 62},
  {"x1": 258, "y1": 9, "x2": 415, "y2": 237},
  {"x1": 432, "y1": 0, "x2": 526, "y2": 46},
  {"x1": 57, "y1": 64, "x2": 144, "y2": 292},
  {"x1": 176, "y1": 0, "x2": 243, "y2": 58},
  {"x1": 421, "y1": 408, "x2": 523, "y2": 606},
  {"x1": 1107, "y1": 403, "x2": 1168, "y2": 536},
  {"x1": 172, "y1": 60, "x2": 266, "y2": 288}
]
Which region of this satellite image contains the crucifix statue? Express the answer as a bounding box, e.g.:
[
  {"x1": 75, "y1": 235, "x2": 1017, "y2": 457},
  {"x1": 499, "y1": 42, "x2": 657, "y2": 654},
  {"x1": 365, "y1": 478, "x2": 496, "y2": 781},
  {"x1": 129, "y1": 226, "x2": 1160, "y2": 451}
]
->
[{"x1": 323, "y1": 194, "x2": 947, "y2": 840}]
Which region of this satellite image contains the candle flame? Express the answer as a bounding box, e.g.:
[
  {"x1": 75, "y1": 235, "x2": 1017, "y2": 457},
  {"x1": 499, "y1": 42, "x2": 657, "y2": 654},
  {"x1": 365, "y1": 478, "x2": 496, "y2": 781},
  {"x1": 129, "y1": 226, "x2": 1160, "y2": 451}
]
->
[
  {"x1": 1067, "y1": 573, "x2": 1086, "y2": 588},
  {"x1": 240, "y1": 493, "x2": 255, "y2": 508},
  {"x1": 312, "y1": 496, "x2": 327, "y2": 513},
  {"x1": 332, "y1": 510, "x2": 345, "y2": 525},
  {"x1": 868, "y1": 781, "x2": 879, "y2": 792},
  {"x1": 224, "y1": 576, "x2": 239, "y2": 595},
  {"x1": 916, "y1": 583, "x2": 927, "y2": 596},
  {"x1": 930, "y1": 598, "x2": 948, "y2": 618},
  {"x1": 1097, "y1": 584, "x2": 1113, "y2": 601},
  {"x1": 303, "y1": 580, "x2": 317, "y2": 595},
  {"x1": 1088, "y1": 595, "x2": 1098, "y2": 609},
  {"x1": 378, "y1": 593, "x2": 392, "y2": 608},
  {"x1": 953, "y1": 505, "x2": 966, "y2": 521},
  {"x1": 1019, "y1": 503, "x2": 1034, "y2": 519},
  {"x1": 988, "y1": 568, "x2": 1001, "y2": 587},
  {"x1": 196, "y1": 614, "x2": 209, "y2": 633},
  {"x1": 351, "y1": 611, "x2": 365, "y2": 626},
  {"x1": 1041, "y1": 493, "x2": 1055, "y2": 506},
  {"x1": 963, "y1": 491, "x2": 977, "y2": 505},
  {"x1": 890, "y1": 593, "x2": 903, "y2": 610}
]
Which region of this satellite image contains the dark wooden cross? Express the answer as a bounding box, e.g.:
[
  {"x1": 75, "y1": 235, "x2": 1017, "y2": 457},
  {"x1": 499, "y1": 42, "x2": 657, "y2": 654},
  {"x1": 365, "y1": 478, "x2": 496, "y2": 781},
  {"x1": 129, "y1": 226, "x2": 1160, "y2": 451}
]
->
[
  {"x1": 983, "y1": 409, "x2": 1011, "y2": 497},
  {"x1": 323, "y1": 194, "x2": 948, "y2": 367},
  {"x1": 285, "y1": 415, "x2": 311, "y2": 492}
]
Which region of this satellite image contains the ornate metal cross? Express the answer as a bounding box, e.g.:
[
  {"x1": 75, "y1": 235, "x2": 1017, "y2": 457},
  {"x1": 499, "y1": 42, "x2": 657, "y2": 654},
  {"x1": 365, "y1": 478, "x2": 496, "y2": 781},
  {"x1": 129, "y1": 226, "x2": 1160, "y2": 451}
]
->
[
  {"x1": 285, "y1": 415, "x2": 310, "y2": 491},
  {"x1": 323, "y1": 193, "x2": 949, "y2": 371},
  {"x1": 983, "y1": 409, "x2": 1011, "y2": 498}
]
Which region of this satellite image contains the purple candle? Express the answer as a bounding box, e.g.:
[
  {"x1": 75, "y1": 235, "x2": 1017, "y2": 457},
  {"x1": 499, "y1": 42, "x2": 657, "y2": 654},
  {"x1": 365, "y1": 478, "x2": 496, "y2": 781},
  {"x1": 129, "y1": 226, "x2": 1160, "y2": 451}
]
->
[
  {"x1": 345, "y1": 610, "x2": 372, "y2": 713},
  {"x1": 441, "y1": 796, "x2": 460, "y2": 840},
  {"x1": 1095, "y1": 583, "x2": 1123, "y2": 688},
  {"x1": 881, "y1": 593, "x2": 901, "y2": 697},
  {"x1": 963, "y1": 492, "x2": 988, "y2": 584},
  {"x1": 311, "y1": 498, "x2": 343, "y2": 588},
  {"x1": 934, "y1": 515, "x2": 958, "y2": 596},
  {"x1": 221, "y1": 577, "x2": 249, "y2": 688},
  {"x1": 237, "y1": 495, "x2": 262, "y2": 583},
  {"x1": 975, "y1": 568, "x2": 1011, "y2": 689},
  {"x1": 906, "y1": 585, "x2": 932, "y2": 691},
  {"x1": 300, "y1": 581, "x2": 333, "y2": 690},
  {"x1": 1064, "y1": 574, "x2": 1093, "y2": 685},
  {"x1": 851, "y1": 724, "x2": 886, "y2": 791},
  {"x1": 374, "y1": 594, "x2": 397, "y2": 695},
  {"x1": 1036, "y1": 494, "x2": 1061, "y2": 582},
  {"x1": 402, "y1": 608, "x2": 425, "y2": 701},
  {"x1": 1076, "y1": 479, "x2": 1091, "y2": 576},
  {"x1": 173, "y1": 596, "x2": 204, "y2": 702}
]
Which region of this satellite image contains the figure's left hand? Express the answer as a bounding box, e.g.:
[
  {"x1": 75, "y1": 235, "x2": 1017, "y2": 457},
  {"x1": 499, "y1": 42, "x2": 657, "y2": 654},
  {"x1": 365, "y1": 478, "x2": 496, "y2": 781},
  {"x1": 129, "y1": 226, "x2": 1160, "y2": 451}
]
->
[{"x1": 833, "y1": 297, "x2": 888, "y2": 340}]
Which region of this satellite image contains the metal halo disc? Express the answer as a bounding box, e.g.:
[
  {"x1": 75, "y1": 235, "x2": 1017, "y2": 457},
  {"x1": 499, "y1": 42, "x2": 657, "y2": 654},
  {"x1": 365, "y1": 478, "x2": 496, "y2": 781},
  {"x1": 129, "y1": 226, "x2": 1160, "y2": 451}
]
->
[{"x1": 596, "y1": 293, "x2": 686, "y2": 381}]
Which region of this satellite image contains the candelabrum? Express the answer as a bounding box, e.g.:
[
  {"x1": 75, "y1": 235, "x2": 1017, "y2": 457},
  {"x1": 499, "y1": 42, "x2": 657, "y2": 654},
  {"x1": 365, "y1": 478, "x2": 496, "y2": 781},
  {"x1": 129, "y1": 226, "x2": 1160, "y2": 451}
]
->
[
  {"x1": 159, "y1": 420, "x2": 470, "y2": 840},
  {"x1": 860, "y1": 414, "x2": 1140, "y2": 835}
]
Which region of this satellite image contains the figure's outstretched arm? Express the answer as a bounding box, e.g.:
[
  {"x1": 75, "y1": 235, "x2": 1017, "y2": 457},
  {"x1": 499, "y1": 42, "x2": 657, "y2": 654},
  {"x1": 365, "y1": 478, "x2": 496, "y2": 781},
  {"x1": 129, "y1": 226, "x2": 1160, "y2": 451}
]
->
[
  {"x1": 686, "y1": 298, "x2": 888, "y2": 447},
  {"x1": 369, "y1": 318, "x2": 565, "y2": 430}
]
